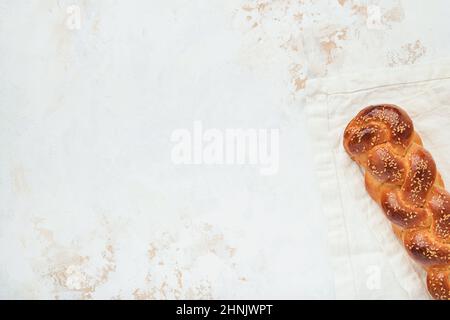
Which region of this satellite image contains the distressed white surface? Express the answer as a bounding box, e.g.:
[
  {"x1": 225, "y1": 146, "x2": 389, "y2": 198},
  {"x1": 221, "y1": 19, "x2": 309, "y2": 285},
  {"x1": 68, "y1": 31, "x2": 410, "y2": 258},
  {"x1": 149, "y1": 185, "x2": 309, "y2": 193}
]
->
[{"x1": 0, "y1": 0, "x2": 450, "y2": 299}]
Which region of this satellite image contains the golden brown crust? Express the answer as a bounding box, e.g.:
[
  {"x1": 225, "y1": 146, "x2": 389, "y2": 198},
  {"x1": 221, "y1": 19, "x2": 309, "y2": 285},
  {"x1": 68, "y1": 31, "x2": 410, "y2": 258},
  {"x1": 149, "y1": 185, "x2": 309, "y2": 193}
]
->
[
  {"x1": 427, "y1": 267, "x2": 450, "y2": 300},
  {"x1": 343, "y1": 104, "x2": 414, "y2": 163},
  {"x1": 428, "y1": 188, "x2": 450, "y2": 243},
  {"x1": 402, "y1": 145, "x2": 436, "y2": 207},
  {"x1": 380, "y1": 190, "x2": 430, "y2": 229},
  {"x1": 403, "y1": 230, "x2": 450, "y2": 267},
  {"x1": 367, "y1": 145, "x2": 406, "y2": 184},
  {"x1": 343, "y1": 104, "x2": 450, "y2": 300}
]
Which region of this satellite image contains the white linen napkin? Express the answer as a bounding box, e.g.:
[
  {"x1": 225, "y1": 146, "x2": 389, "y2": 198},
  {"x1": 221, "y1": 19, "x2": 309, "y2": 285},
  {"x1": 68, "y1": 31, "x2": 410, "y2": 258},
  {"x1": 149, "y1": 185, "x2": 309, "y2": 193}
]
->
[{"x1": 305, "y1": 59, "x2": 450, "y2": 299}]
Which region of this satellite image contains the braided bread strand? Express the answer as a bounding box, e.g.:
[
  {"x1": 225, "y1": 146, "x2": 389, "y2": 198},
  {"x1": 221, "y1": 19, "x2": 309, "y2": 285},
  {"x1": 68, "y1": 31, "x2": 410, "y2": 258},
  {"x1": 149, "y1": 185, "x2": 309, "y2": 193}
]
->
[{"x1": 343, "y1": 104, "x2": 450, "y2": 300}]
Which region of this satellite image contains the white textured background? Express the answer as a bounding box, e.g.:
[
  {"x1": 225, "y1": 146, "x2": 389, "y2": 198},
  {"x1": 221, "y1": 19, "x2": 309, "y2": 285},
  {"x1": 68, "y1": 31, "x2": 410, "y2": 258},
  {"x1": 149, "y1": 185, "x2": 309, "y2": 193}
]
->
[{"x1": 1, "y1": 0, "x2": 450, "y2": 299}]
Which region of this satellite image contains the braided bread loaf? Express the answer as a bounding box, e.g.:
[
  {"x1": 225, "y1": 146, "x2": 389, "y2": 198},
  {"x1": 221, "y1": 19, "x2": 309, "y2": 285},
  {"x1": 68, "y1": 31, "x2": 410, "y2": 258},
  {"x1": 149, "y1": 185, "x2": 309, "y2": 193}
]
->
[{"x1": 343, "y1": 104, "x2": 450, "y2": 300}]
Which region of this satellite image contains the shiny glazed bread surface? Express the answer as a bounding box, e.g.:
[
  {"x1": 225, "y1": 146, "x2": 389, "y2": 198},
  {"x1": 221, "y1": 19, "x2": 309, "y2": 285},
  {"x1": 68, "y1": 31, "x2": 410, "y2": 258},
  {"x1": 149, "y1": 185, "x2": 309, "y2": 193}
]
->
[{"x1": 343, "y1": 104, "x2": 450, "y2": 300}]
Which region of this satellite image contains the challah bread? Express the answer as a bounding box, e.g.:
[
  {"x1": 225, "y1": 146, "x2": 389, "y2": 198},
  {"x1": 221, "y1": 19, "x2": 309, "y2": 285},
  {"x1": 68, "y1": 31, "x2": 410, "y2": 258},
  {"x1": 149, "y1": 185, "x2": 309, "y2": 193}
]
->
[{"x1": 343, "y1": 104, "x2": 450, "y2": 300}]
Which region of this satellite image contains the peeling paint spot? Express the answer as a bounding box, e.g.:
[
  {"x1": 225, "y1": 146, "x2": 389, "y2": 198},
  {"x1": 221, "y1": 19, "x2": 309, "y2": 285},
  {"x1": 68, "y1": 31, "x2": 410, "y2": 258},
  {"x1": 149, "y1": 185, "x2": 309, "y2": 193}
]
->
[
  {"x1": 175, "y1": 268, "x2": 183, "y2": 289},
  {"x1": 47, "y1": 243, "x2": 116, "y2": 299},
  {"x1": 383, "y1": 5, "x2": 404, "y2": 23},
  {"x1": 235, "y1": 0, "x2": 312, "y2": 95},
  {"x1": 351, "y1": 4, "x2": 368, "y2": 18},
  {"x1": 133, "y1": 221, "x2": 239, "y2": 299},
  {"x1": 294, "y1": 77, "x2": 307, "y2": 91},
  {"x1": 293, "y1": 12, "x2": 303, "y2": 23},
  {"x1": 227, "y1": 246, "x2": 237, "y2": 257},
  {"x1": 32, "y1": 217, "x2": 117, "y2": 299},
  {"x1": 387, "y1": 40, "x2": 427, "y2": 67},
  {"x1": 148, "y1": 244, "x2": 157, "y2": 260},
  {"x1": 289, "y1": 63, "x2": 307, "y2": 92},
  {"x1": 321, "y1": 40, "x2": 338, "y2": 65},
  {"x1": 319, "y1": 29, "x2": 347, "y2": 65},
  {"x1": 133, "y1": 288, "x2": 155, "y2": 300},
  {"x1": 11, "y1": 164, "x2": 30, "y2": 195}
]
